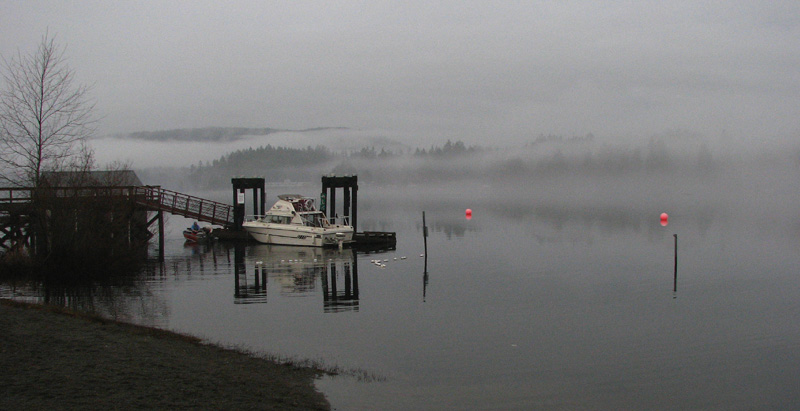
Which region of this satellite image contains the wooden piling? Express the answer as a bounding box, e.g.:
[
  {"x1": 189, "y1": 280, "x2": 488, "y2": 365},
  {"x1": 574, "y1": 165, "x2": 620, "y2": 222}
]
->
[
  {"x1": 422, "y1": 211, "x2": 428, "y2": 256},
  {"x1": 673, "y1": 234, "x2": 678, "y2": 292},
  {"x1": 158, "y1": 210, "x2": 165, "y2": 261},
  {"x1": 422, "y1": 211, "x2": 430, "y2": 301}
]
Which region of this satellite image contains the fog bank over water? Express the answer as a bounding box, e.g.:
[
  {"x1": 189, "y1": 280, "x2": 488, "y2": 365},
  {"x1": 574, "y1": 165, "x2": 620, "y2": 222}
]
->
[
  {"x1": 120, "y1": 130, "x2": 800, "y2": 243},
  {"x1": 91, "y1": 128, "x2": 409, "y2": 168}
]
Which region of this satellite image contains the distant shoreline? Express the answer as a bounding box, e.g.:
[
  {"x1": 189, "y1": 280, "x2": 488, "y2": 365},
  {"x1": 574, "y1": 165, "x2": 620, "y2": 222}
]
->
[
  {"x1": 119, "y1": 126, "x2": 349, "y2": 143},
  {"x1": 0, "y1": 299, "x2": 330, "y2": 410}
]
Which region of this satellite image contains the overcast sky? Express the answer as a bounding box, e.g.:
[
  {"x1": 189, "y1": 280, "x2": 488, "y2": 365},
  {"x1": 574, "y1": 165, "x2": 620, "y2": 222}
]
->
[{"x1": 2, "y1": 1, "x2": 799, "y2": 151}]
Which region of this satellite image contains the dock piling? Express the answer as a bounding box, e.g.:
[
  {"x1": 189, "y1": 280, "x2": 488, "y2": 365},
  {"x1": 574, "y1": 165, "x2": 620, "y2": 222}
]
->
[
  {"x1": 321, "y1": 175, "x2": 358, "y2": 231},
  {"x1": 673, "y1": 234, "x2": 678, "y2": 293},
  {"x1": 423, "y1": 211, "x2": 429, "y2": 301}
]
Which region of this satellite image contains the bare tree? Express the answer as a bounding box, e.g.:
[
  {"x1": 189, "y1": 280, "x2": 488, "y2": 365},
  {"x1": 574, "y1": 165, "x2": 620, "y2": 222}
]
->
[{"x1": 0, "y1": 32, "x2": 96, "y2": 187}]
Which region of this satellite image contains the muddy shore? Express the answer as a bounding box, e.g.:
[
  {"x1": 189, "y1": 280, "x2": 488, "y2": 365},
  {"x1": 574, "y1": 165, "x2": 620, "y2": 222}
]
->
[{"x1": 0, "y1": 299, "x2": 330, "y2": 410}]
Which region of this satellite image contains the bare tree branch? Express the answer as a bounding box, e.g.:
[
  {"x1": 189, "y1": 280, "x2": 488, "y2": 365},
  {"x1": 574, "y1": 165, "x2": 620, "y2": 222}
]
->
[{"x1": 0, "y1": 32, "x2": 97, "y2": 187}]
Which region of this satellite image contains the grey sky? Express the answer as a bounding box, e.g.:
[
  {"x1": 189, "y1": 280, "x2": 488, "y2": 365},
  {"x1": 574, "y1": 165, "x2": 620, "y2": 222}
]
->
[{"x1": 2, "y1": 1, "x2": 799, "y2": 150}]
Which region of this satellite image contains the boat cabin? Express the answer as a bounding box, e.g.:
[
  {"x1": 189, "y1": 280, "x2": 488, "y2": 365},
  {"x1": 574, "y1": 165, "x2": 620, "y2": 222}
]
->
[{"x1": 261, "y1": 195, "x2": 336, "y2": 228}]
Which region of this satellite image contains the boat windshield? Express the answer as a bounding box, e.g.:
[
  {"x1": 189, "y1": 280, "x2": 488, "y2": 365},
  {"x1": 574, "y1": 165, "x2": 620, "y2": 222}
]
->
[{"x1": 262, "y1": 214, "x2": 292, "y2": 224}]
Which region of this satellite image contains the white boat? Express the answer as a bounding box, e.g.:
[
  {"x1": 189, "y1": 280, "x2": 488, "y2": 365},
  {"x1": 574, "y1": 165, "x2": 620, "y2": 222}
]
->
[{"x1": 242, "y1": 194, "x2": 354, "y2": 247}]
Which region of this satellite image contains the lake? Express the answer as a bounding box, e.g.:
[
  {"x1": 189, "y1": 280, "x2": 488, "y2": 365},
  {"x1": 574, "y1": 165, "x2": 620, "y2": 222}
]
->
[{"x1": 2, "y1": 180, "x2": 799, "y2": 410}]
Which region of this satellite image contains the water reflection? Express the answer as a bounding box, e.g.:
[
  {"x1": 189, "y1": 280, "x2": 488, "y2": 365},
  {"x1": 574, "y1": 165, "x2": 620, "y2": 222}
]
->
[
  {"x1": 408, "y1": 202, "x2": 716, "y2": 244},
  {"x1": 415, "y1": 219, "x2": 477, "y2": 239},
  {"x1": 233, "y1": 243, "x2": 266, "y2": 304},
  {"x1": 489, "y1": 203, "x2": 716, "y2": 242},
  {"x1": 0, "y1": 275, "x2": 168, "y2": 326},
  {"x1": 320, "y1": 252, "x2": 358, "y2": 313},
  {"x1": 235, "y1": 245, "x2": 359, "y2": 312}
]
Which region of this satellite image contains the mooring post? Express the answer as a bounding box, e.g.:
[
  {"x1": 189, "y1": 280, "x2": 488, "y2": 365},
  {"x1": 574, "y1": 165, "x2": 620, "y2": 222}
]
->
[
  {"x1": 351, "y1": 179, "x2": 358, "y2": 233},
  {"x1": 423, "y1": 211, "x2": 429, "y2": 301},
  {"x1": 320, "y1": 175, "x2": 358, "y2": 231},
  {"x1": 158, "y1": 210, "x2": 165, "y2": 261},
  {"x1": 423, "y1": 211, "x2": 428, "y2": 265},
  {"x1": 320, "y1": 178, "x2": 328, "y2": 215},
  {"x1": 232, "y1": 187, "x2": 244, "y2": 230},
  {"x1": 343, "y1": 186, "x2": 350, "y2": 224},
  {"x1": 252, "y1": 190, "x2": 258, "y2": 219},
  {"x1": 260, "y1": 185, "x2": 266, "y2": 217},
  {"x1": 231, "y1": 177, "x2": 266, "y2": 230},
  {"x1": 329, "y1": 187, "x2": 336, "y2": 223},
  {"x1": 673, "y1": 234, "x2": 678, "y2": 292}
]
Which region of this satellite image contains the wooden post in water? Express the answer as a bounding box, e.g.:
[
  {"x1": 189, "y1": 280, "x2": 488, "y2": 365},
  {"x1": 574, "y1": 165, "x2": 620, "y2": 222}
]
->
[
  {"x1": 423, "y1": 211, "x2": 429, "y2": 301},
  {"x1": 673, "y1": 234, "x2": 678, "y2": 292},
  {"x1": 157, "y1": 210, "x2": 165, "y2": 261},
  {"x1": 422, "y1": 211, "x2": 428, "y2": 260}
]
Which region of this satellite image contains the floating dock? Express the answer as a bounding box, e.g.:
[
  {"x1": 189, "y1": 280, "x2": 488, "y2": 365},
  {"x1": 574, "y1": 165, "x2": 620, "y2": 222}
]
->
[{"x1": 216, "y1": 174, "x2": 396, "y2": 249}]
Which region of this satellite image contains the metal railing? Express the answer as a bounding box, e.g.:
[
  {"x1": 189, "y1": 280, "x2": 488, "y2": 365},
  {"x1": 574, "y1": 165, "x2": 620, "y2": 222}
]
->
[
  {"x1": 0, "y1": 185, "x2": 234, "y2": 226},
  {"x1": 133, "y1": 186, "x2": 233, "y2": 226}
]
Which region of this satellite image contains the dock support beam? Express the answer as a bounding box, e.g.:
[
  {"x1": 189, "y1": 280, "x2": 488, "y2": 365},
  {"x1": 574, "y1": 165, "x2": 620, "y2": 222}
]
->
[
  {"x1": 158, "y1": 210, "x2": 165, "y2": 261},
  {"x1": 231, "y1": 178, "x2": 266, "y2": 230},
  {"x1": 321, "y1": 175, "x2": 358, "y2": 232}
]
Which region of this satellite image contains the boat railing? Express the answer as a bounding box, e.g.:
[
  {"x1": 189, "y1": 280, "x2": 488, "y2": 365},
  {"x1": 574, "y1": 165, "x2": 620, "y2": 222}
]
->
[{"x1": 328, "y1": 215, "x2": 350, "y2": 226}]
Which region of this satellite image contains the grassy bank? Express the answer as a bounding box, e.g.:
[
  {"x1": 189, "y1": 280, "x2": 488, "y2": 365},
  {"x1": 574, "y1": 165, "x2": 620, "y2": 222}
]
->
[{"x1": 0, "y1": 299, "x2": 329, "y2": 410}]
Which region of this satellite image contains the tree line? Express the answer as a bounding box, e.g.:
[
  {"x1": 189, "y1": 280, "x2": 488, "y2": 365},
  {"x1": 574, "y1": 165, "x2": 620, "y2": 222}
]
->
[
  {"x1": 186, "y1": 139, "x2": 480, "y2": 188},
  {"x1": 180, "y1": 135, "x2": 721, "y2": 189}
]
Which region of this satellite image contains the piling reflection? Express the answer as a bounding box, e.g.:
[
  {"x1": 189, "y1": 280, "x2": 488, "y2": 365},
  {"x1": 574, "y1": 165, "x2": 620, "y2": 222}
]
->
[
  {"x1": 234, "y1": 243, "x2": 267, "y2": 304},
  {"x1": 235, "y1": 244, "x2": 359, "y2": 312},
  {"x1": 0, "y1": 274, "x2": 168, "y2": 326},
  {"x1": 320, "y1": 250, "x2": 359, "y2": 313}
]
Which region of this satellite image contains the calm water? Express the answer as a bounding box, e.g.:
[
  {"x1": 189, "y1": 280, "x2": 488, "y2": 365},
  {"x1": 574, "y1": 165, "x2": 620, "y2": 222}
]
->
[{"x1": 3, "y1": 186, "x2": 800, "y2": 410}]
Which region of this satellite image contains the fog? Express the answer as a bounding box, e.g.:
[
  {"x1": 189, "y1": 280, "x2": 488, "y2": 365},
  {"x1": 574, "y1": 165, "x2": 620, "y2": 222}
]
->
[
  {"x1": 4, "y1": 2, "x2": 799, "y2": 227},
  {"x1": 3, "y1": 2, "x2": 800, "y2": 152},
  {"x1": 120, "y1": 130, "x2": 799, "y2": 244},
  {"x1": 90, "y1": 128, "x2": 406, "y2": 168}
]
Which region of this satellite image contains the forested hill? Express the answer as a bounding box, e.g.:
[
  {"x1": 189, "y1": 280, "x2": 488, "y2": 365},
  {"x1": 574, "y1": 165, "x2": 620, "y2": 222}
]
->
[
  {"x1": 185, "y1": 140, "x2": 480, "y2": 188},
  {"x1": 122, "y1": 126, "x2": 347, "y2": 142},
  {"x1": 174, "y1": 136, "x2": 730, "y2": 191}
]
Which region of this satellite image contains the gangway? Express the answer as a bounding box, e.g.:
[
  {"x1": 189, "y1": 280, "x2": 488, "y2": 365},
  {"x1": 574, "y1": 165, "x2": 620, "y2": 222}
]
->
[{"x1": 132, "y1": 186, "x2": 233, "y2": 226}]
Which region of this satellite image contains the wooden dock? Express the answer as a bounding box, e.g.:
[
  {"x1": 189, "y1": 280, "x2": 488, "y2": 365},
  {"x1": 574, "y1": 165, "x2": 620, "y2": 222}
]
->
[
  {"x1": 0, "y1": 173, "x2": 396, "y2": 255},
  {"x1": 354, "y1": 231, "x2": 396, "y2": 249},
  {"x1": 211, "y1": 228, "x2": 396, "y2": 249}
]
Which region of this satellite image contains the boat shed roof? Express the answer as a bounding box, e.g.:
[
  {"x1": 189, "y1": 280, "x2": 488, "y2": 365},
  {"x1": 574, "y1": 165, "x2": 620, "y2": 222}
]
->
[{"x1": 40, "y1": 170, "x2": 144, "y2": 187}]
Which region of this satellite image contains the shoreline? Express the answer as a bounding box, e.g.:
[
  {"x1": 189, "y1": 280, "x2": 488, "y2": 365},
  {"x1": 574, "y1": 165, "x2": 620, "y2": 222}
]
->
[{"x1": 0, "y1": 299, "x2": 330, "y2": 410}]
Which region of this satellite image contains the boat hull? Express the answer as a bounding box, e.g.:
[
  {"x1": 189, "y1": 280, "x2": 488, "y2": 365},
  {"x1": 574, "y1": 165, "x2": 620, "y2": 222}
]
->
[
  {"x1": 183, "y1": 229, "x2": 207, "y2": 243},
  {"x1": 242, "y1": 222, "x2": 353, "y2": 247}
]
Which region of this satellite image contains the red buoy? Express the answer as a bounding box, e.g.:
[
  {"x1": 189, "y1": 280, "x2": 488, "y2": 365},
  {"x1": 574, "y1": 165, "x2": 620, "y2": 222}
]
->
[
  {"x1": 660, "y1": 212, "x2": 668, "y2": 226},
  {"x1": 465, "y1": 208, "x2": 473, "y2": 220}
]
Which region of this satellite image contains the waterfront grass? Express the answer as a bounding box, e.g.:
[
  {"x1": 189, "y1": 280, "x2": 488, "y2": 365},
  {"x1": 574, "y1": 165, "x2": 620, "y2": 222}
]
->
[{"x1": 0, "y1": 299, "x2": 330, "y2": 410}]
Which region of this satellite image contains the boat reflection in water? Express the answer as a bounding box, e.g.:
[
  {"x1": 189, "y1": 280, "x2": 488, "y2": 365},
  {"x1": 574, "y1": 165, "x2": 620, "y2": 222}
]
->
[{"x1": 234, "y1": 244, "x2": 359, "y2": 312}]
